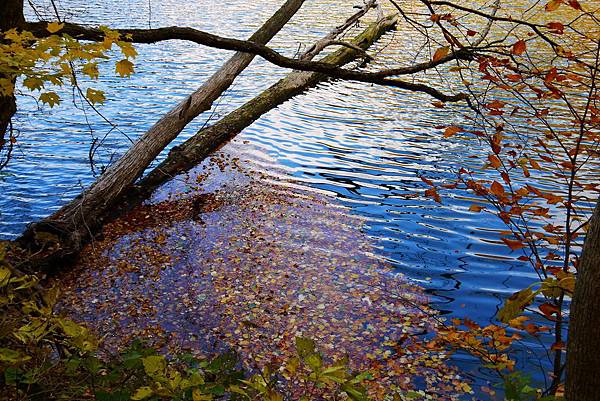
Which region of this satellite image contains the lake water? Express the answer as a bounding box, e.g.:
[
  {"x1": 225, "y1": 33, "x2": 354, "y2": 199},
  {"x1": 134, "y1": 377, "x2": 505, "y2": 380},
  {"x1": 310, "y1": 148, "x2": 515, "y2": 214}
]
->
[{"x1": 1, "y1": 0, "x2": 581, "y2": 394}]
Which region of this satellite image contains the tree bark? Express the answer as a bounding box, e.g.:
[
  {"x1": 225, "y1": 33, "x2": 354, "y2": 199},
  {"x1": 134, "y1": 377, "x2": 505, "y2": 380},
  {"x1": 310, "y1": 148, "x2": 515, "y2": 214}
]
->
[
  {"x1": 0, "y1": 0, "x2": 25, "y2": 154},
  {"x1": 565, "y1": 198, "x2": 600, "y2": 401},
  {"x1": 137, "y1": 13, "x2": 398, "y2": 194},
  {"x1": 18, "y1": 0, "x2": 305, "y2": 264}
]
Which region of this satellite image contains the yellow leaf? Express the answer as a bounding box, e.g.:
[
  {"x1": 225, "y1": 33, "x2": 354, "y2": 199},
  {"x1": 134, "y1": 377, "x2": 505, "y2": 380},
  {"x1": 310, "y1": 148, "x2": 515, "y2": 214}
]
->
[
  {"x1": 115, "y1": 59, "x2": 134, "y2": 77},
  {"x1": 46, "y1": 22, "x2": 65, "y2": 34},
  {"x1": 39, "y1": 92, "x2": 60, "y2": 108},
  {"x1": 132, "y1": 387, "x2": 153, "y2": 400},
  {"x1": 23, "y1": 77, "x2": 44, "y2": 91},
  {"x1": 432, "y1": 46, "x2": 450, "y2": 62},
  {"x1": 118, "y1": 41, "x2": 138, "y2": 59},
  {"x1": 82, "y1": 62, "x2": 99, "y2": 79},
  {"x1": 86, "y1": 88, "x2": 105, "y2": 105},
  {"x1": 545, "y1": 0, "x2": 562, "y2": 11}
]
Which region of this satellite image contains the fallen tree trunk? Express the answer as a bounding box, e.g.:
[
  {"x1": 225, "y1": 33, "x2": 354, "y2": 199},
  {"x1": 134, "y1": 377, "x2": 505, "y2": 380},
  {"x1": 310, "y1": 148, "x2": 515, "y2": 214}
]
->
[
  {"x1": 18, "y1": 0, "x2": 305, "y2": 264},
  {"x1": 137, "y1": 13, "x2": 397, "y2": 196}
]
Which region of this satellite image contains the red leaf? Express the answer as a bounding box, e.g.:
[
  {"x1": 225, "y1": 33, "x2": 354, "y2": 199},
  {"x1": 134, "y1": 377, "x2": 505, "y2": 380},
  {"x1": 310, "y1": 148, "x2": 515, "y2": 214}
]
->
[
  {"x1": 512, "y1": 40, "x2": 527, "y2": 55},
  {"x1": 486, "y1": 100, "x2": 506, "y2": 109},
  {"x1": 547, "y1": 22, "x2": 565, "y2": 34},
  {"x1": 540, "y1": 303, "x2": 559, "y2": 318},
  {"x1": 568, "y1": 0, "x2": 583, "y2": 10},
  {"x1": 466, "y1": 29, "x2": 478, "y2": 37}
]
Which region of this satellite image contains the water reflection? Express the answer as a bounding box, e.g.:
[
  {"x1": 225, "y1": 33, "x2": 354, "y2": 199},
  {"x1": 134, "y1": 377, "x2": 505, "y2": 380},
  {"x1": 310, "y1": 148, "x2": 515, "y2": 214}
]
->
[{"x1": 2, "y1": 0, "x2": 595, "y2": 393}]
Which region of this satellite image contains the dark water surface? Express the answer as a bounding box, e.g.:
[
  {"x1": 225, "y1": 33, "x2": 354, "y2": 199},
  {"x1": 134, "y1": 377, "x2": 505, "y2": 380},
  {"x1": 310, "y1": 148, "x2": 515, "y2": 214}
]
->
[{"x1": 1, "y1": 0, "x2": 569, "y2": 392}]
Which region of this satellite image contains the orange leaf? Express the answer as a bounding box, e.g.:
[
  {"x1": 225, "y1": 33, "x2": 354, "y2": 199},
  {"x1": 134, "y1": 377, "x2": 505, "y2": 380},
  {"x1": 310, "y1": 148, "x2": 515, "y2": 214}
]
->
[
  {"x1": 444, "y1": 126, "x2": 461, "y2": 138},
  {"x1": 433, "y1": 46, "x2": 450, "y2": 62},
  {"x1": 488, "y1": 154, "x2": 501, "y2": 168},
  {"x1": 490, "y1": 181, "x2": 505, "y2": 196},
  {"x1": 512, "y1": 40, "x2": 527, "y2": 55},
  {"x1": 469, "y1": 204, "x2": 485, "y2": 212},
  {"x1": 502, "y1": 237, "x2": 526, "y2": 251}
]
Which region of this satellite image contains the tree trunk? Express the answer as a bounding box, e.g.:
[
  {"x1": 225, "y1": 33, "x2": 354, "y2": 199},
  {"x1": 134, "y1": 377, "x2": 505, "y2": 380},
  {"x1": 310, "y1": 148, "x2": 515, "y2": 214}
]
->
[
  {"x1": 137, "y1": 13, "x2": 397, "y2": 196},
  {"x1": 18, "y1": 0, "x2": 305, "y2": 264},
  {"x1": 0, "y1": 0, "x2": 24, "y2": 154},
  {"x1": 565, "y1": 198, "x2": 600, "y2": 400}
]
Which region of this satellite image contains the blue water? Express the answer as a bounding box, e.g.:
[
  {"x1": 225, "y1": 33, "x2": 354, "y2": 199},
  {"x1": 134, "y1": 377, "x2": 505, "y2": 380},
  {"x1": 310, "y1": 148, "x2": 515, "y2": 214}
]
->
[{"x1": 1, "y1": 0, "x2": 577, "y2": 393}]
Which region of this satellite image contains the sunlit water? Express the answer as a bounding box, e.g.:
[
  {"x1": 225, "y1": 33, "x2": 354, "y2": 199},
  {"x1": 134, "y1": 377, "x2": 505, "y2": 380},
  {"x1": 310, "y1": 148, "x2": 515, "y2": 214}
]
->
[{"x1": 0, "y1": 0, "x2": 579, "y2": 393}]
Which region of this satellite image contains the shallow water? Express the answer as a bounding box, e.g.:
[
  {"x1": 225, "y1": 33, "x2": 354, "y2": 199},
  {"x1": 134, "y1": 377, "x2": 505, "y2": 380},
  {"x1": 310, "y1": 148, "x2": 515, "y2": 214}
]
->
[{"x1": 0, "y1": 0, "x2": 587, "y2": 394}]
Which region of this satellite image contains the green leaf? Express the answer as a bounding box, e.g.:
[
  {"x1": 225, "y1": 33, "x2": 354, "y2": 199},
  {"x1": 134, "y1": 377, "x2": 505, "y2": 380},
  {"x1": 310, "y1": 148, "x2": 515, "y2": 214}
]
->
[
  {"x1": 295, "y1": 337, "x2": 316, "y2": 359},
  {"x1": 0, "y1": 348, "x2": 31, "y2": 364},
  {"x1": 342, "y1": 383, "x2": 368, "y2": 401},
  {"x1": 305, "y1": 353, "x2": 323, "y2": 371},
  {"x1": 0, "y1": 266, "x2": 11, "y2": 287},
  {"x1": 142, "y1": 355, "x2": 166, "y2": 377},
  {"x1": 131, "y1": 386, "x2": 153, "y2": 400},
  {"x1": 58, "y1": 318, "x2": 85, "y2": 337}
]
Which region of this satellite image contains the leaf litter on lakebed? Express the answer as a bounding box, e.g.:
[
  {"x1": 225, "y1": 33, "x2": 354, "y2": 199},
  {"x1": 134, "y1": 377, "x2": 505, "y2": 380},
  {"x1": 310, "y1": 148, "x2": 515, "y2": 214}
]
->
[{"x1": 55, "y1": 148, "x2": 467, "y2": 399}]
